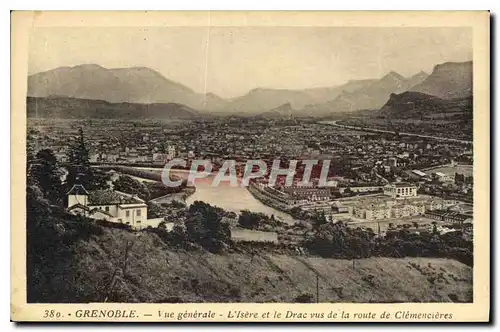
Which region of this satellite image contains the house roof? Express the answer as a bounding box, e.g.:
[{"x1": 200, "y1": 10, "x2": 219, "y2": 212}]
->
[
  {"x1": 66, "y1": 184, "x2": 90, "y2": 196},
  {"x1": 392, "y1": 182, "x2": 416, "y2": 188},
  {"x1": 118, "y1": 204, "x2": 147, "y2": 209},
  {"x1": 88, "y1": 190, "x2": 142, "y2": 205},
  {"x1": 67, "y1": 203, "x2": 90, "y2": 212},
  {"x1": 89, "y1": 208, "x2": 115, "y2": 218}
]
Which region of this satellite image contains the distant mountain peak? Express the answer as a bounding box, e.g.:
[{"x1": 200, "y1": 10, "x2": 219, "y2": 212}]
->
[
  {"x1": 433, "y1": 60, "x2": 472, "y2": 71},
  {"x1": 382, "y1": 71, "x2": 405, "y2": 81},
  {"x1": 410, "y1": 61, "x2": 472, "y2": 99},
  {"x1": 410, "y1": 70, "x2": 428, "y2": 79},
  {"x1": 70, "y1": 63, "x2": 105, "y2": 71},
  {"x1": 28, "y1": 64, "x2": 212, "y2": 108}
]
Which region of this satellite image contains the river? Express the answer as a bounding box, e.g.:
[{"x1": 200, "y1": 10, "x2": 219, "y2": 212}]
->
[
  {"x1": 133, "y1": 167, "x2": 296, "y2": 224},
  {"x1": 319, "y1": 120, "x2": 473, "y2": 144}
]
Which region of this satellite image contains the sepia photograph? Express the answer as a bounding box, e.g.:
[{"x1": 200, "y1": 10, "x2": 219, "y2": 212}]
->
[{"x1": 11, "y1": 11, "x2": 490, "y2": 322}]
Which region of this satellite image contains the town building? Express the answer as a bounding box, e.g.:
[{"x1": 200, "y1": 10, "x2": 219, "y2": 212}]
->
[
  {"x1": 383, "y1": 182, "x2": 417, "y2": 198},
  {"x1": 433, "y1": 172, "x2": 454, "y2": 182},
  {"x1": 283, "y1": 186, "x2": 331, "y2": 204},
  {"x1": 66, "y1": 184, "x2": 164, "y2": 229},
  {"x1": 425, "y1": 209, "x2": 473, "y2": 224}
]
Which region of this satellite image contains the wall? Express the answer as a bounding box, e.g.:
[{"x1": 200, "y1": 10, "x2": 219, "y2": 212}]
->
[
  {"x1": 68, "y1": 194, "x2": 88, "y2": 208},
  {"x1": 116, "y1": 205, "x2": 148, "y2": 227}
]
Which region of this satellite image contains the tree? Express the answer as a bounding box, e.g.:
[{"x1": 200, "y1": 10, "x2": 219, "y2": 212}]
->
[
  {"x1": 91, "y1": 169, "x2": 111, "y2": 190},
  {"x1": 305, "y1": 221, "x2": 374, "y2": 259},
  {"x1": 148, "y1": 201, "x2": 168, "y2": 219},
  {"x1": 67, "y1": 127, "x2": 94, "y2": 189},
  {"x1": 312, "y1": 210, "x2": 328, "y2": 230},
  {"x1": 113, "y1": 175, "x2": 150, "y2": 201},
  {"x1": 290, "y1": 206, "x2": 305, "y2": 219},
  {"x1": 238, "y1": 210, "x2": 263, "y2": 230},
  {"x1": 185, "y1": 201, "x2": 231, "y2": 252},
  {"x1": 30, "y1": 149, "x2": 63, "y2": 204},
  {"x1": 432, "y1": 221, "x2": 438, "y2": 235}
]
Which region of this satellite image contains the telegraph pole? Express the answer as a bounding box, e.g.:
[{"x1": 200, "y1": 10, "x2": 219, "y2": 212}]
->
[
  {"x1": 316, "y1": 274, "x2": 319, "y2": 303},
  {"x1": 123, "y1": 241, "x2": 133, "y2": 276}
]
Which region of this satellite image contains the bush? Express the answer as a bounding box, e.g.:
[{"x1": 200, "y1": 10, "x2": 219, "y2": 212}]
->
[{"x1": 294, "y1": 293, "x2": 315, "y2": 303}]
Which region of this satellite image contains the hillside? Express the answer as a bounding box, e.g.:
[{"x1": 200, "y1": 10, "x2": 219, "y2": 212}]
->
[
  {"x1": 27, "y1": 96, "x2": 200, "y2": 119},
  {"x1": 304, "y1": 71, "x2": 428, "y2": 116},
  {"x1": 410, "y1": 61, "x2": 472, "y2": 99},
  {"x1": 29, "y1": 227, "x2": 473, "y2": 303},
  {"x1": 379, "y1": 91, "x2": 472, "y2": 120},
  {"x1": 27, "y1": 64, "x2": 225, "y2": 111},
  {"x1": 258, "y1": 102, "x2": 295, "y2": 118},
  {"x1": 224, "y1": 88, "x2": 314, "y2": 114}
]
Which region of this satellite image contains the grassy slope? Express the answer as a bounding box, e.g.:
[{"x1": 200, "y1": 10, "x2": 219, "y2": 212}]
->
[{"x1": 70, "y1": 228, "x2": 472, "y2": 303}]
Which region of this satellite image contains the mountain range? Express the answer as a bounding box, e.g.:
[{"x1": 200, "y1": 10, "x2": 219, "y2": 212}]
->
[
  {"x1": 26, "y1": 96, "x2": 200, "y2": 120},
  {"x1": 304, "y1": 71, "x2": 430, "y2": 115},
  {"x1": 27, "y1": 61, "x2": 472, "y2": 118},
  {"x1": 379, "y1": 91, "x2": 472, "y2": 120},
  {"x1": 410, "y1": 61, "x2": 472, "y2": 99},
  {"x1": 27, "y1": 64, "x2": 224, "y2": 111}
]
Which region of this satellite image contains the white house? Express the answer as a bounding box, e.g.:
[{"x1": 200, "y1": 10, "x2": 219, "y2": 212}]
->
[
  {"x1": 383, "y1": 182, "x2": 418, "y2": 199},
  {"x1": 66, "y1": 184, "x2": 166, "y2": 229}
]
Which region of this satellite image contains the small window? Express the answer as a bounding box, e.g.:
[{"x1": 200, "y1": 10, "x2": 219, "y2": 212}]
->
[
  {"x1": 126, "y1": 211, "x2": 130, "y2": 217},
  {"x1": 136, "y1": 209, "x2": 141, "y2": 216},
  {"x1": 105, "y1": 206, "x2": 110, "y2": 212}
]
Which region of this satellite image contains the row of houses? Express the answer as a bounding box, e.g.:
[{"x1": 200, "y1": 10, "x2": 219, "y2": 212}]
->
[{"x1": 425, "y1": 209, "x2": 473, "y2": 224}]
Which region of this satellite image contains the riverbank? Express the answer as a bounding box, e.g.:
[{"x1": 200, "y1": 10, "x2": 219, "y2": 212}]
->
[
  {"x1": 247, "y1": 184, "x2": 294, "y2": 216},
  {"x1": 151, "y1": 186, "x2": 196, "y2": 205}
]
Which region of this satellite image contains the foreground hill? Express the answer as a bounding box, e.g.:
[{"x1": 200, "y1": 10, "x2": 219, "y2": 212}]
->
[
  {"x1": 28, "y1": 64, "x2": 224, "y2": 111},
  {"x1": 410, "y1": 61, "x2": 472, "y2": 99},
  {"x1": 27, "y1": 96, "x2": 200, "y2": 119},
  {"x1": 29, "y1": 227, "x2": 472, "y2": 303}
]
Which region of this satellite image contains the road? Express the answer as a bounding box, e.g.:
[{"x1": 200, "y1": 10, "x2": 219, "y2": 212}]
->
[{"x1": 319, "y1": 120, "x2": 473, "y2": 145}]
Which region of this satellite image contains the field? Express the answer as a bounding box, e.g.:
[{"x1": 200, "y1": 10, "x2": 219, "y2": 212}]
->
[
  {"x1": 348, "y1": 216, "x2": 439, "y2": 233},
  {"x1": 426, "y1": 165, "x2": 473, "y2": 177},
  {"x1": 30, "y1": 227, "x2": 472, "y2": 303},
  {"x1": 231, "y1": 227, "x2": 279, "y2": 243}
]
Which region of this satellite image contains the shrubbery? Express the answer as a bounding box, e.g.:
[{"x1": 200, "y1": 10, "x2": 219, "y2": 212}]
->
[
  {"x1": 238, "y1": 210, "x2": 286, "y2": 231},
  {"x1": 145, "y1": 201, "x2": 232, "y2": 253},
  {"x1": 304, "y1": 221, "x2": 473, "y2": 266}
]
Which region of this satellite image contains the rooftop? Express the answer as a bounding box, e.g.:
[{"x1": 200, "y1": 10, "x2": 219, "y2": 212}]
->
[
  {"x1": 88, "y1": 190, "x2": 142, "y2": 205},
  {"x1": 66, "y1": 184, "x2": 89, "y2": 196},
  {"x1": 389, "y1": 182, "x2": 417, "y2": 188}
]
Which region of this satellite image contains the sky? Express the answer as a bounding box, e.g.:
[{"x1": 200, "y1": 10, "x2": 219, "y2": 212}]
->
[{"x1": 28, "y1": 27, "x2": 472, "y2": 98}]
